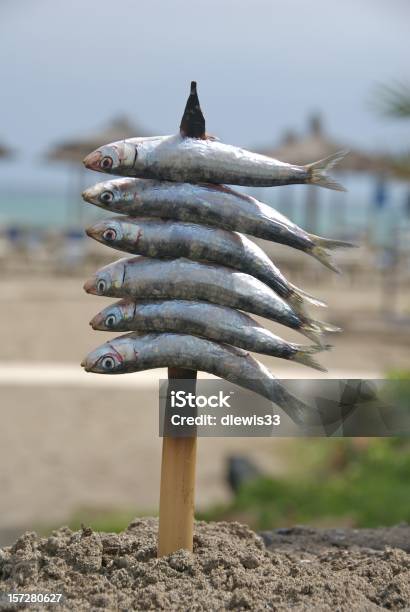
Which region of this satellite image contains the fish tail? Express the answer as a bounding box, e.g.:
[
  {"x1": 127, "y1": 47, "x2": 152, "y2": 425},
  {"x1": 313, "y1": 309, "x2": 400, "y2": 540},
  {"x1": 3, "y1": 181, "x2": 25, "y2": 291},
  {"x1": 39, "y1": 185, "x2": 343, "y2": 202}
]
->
[
  {"x1": 301, "y1": 318, "x2": 341, "y2": 346},
  {"x1": 291, "y1": 343, "x2": 332, "y2": 372},
  {"x1": 286, "y1": 292, "x2": 309, "y2": 319},
  {"x1": 270, "y1": 383, "x2": 318, "y2": 427},
  {"x1": 299, "y1": 327, "x2": 324, "y2": 347},
  {"x1": 305, "y1": 150, "x2": 348, "y2": 191},
  {"x1": 271, "y1": 381, "x2": 346, "y2": 427},
  {"x1": 288, "y1": 282, "x2": 327, "y2": 309},
  {"x1": 308, "y1": 318, "x2": 342, "y2": 334},
  {"x1": 308, "y1": 234, "x2": 358, "y2": 274}
]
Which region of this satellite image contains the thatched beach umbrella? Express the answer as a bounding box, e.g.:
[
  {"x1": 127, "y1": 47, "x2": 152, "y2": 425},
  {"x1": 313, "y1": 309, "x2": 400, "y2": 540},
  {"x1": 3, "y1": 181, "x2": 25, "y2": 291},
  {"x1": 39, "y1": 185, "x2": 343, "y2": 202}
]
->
[
  {"x1": 45, "y1": 116, "x2": 148, "y2": 225},
  {"x1": 45, "y1": 116, "x2": 148, "y2": 164},
  {"x1": 0, "y1": 141, "x2": 13, "y2": 159},
  {"x1": 257, "y1": 114, "x2": 391, "y2": 234},
  {"x1": 259, "y1": 114, "x2": 389, "y2": 173}
]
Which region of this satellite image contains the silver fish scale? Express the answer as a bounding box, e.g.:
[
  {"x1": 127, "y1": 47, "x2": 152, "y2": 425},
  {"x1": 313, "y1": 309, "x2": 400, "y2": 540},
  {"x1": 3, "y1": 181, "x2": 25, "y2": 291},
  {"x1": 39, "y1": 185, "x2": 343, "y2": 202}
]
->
[
  {"x1": 88, "y1": 332, "x2": 316, "y2": 424},
  {"x1": 112, "y1": 134, "x2": 309, "y2": 187},
  {"x1": 92, "y1": 217, "x2": 291, "y2": 300},
  {"x1": 97, "y1": 299, "x2": 297, "y2": 360},
  {"x1": 113, "y1": 257, "x2": 300, "y2": 330},
  {"x1": 85, "y1": 178, "x2": 311, "y2": 251}
]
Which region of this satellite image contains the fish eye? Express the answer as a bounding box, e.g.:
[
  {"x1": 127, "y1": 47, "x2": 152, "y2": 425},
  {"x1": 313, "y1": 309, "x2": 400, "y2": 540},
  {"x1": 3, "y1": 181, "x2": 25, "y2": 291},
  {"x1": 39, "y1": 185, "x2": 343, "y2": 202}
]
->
[
  {"x1": 102, "y1": 228, "x2": 117, "y2": 242},
  {"x1": 96, "y1": 279, "x2": 107, "y2": 294},
  {"x1": 100, "y1": 156, "x2": 113, "y2": 170},
  {"x1": 101, "y1": 356, "x2": 116, "y2": 370},
  {"x1": 105, "y1": 314, "x2": 116, "y2": 328},
  {"x1": 99, "y1": 190, "x2": 114, "y2": 204}
]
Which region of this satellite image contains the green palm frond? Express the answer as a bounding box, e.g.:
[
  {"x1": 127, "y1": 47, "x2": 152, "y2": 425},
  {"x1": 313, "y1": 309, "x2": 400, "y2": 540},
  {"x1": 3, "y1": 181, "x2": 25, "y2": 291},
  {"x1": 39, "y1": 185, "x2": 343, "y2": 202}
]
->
[{"x1": 373, "y1": 82, "x2": 410, "y2": 118}]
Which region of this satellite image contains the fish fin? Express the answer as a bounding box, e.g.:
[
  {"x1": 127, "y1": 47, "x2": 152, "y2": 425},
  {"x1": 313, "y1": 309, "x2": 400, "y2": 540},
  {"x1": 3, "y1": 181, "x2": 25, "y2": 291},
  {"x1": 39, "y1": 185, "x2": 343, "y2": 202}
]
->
[
  {"x1": 270, "y1": 383, "x2": 318, "y2": 427},
  {"x1": 200, "y1": 182, "x2": 254, "y2": 202},
  {"x1": 299, "y1": 327, "x2": 323, "y2": 347},
  {"x1": 291, "y1": 343, "x2": 332, "y2": 372},
  {"x1": 287, "y1": 283, "x2": 327, "y2": 309},
  {"x1": 180, "y1": 81, "x2": 206, "y2": 139},
  {"x1": 307, "y1": 318, "x2": 342, "y2": 334},
  {"x1": 305, "y1": 150, "x2": 348, "y2": 191},
  {"x1": 286, "y1": 285, "x2": 326, "y2": 321},
  {"x1": 308, "y1": 234, "x2": 358, "y2": 273},
  {"x1": 301, "y1": 318, "x2": 341, "y2": 346}
]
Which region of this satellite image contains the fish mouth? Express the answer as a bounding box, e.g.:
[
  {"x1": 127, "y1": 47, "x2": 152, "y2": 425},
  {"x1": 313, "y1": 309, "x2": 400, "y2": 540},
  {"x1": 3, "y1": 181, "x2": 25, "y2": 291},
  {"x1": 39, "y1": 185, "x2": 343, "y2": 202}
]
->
[
  {"x1": 89, "y1": 314, "x2": 103, "y2": 330},
  {"x1": 82, "y1": 189, "x2": 93, "y2": 202},
  {"x1": 85, "y1": 226, "x2": 99, "y2": 239},
  {"x1": 80, "y1": 359, "x2": 90, "y2": 371},
  {"x1": 83, "y1": 150, "x2": 102, "y2": 171},
  {"x1": 83, "y1": 278, "x2": 97, "y2": 295}
]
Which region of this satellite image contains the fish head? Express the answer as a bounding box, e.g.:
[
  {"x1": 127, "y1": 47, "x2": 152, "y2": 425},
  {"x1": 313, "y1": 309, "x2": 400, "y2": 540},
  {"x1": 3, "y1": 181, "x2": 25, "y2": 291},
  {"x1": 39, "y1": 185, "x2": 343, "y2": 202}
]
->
[
  {"x1": 81, "y1": 339, "x2": 129, "y2": 373},
  {"x1": 82, "y1": 179, "x2": 122, "y2": 209},
  {"x1": 86, "y1": 218, "x2": 124, "y2": 246},
  {"x1": 83, "y1": 140, "x2": 136, "y2": 175},
  {"x1": 83, "y1": 260, "x2": 125, "y2": 296},
  {"x1": 82, "y1": 178, "x2": 142, "y2": 212},
  {"x1": 90, "y1": 299, "x2": 134, "y2": 331}
]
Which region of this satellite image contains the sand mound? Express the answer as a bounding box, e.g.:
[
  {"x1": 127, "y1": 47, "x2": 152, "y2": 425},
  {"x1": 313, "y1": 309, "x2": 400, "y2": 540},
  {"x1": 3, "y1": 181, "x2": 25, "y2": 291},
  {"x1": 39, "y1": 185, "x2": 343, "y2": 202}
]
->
[{"x1": 1, "y1": 518, "x2": 409, "y2": 610}]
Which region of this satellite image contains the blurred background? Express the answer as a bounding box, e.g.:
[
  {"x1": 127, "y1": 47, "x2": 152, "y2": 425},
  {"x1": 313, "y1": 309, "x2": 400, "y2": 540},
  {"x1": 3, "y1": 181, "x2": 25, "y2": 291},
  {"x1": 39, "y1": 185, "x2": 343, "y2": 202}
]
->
[{"x1": 0, "y1": 0, "x2": 409, "y2": 544}]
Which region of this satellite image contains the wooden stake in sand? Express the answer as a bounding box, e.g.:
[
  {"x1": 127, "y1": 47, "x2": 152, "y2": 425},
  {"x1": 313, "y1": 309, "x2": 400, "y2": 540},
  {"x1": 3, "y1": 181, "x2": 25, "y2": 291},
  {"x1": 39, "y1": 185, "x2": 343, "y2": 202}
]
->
[{"x1": 158, "y1": 367, "x2": 198, "y2": 556}]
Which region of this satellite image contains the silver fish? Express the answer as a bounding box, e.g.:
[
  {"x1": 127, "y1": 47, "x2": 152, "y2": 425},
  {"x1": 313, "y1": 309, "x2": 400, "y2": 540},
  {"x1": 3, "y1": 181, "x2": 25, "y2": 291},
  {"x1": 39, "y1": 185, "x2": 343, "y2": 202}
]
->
[
  {"x1": 83, "y1": 133, "x2": 346, "y2": 191},
  {"x1": 82, "y1": 179, "x2": 355, "y2": 273},
  {"x1": 83, "y1": 257, "x2": 338, "y2": 343},
  {"x1": 86, "y1": 216, "x2": 325, "y2": 314},
  {"x1": 80, "y1": 332, "x2": 323, "y2": 427},
  {"x1": 90, "y1": 299, "x2": 329, "y2": 372}
]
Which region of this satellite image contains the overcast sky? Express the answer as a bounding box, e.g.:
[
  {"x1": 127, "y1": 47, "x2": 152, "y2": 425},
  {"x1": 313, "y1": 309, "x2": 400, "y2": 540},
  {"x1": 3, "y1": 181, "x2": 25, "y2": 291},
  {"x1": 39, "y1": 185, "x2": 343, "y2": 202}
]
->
[{"x1": 0, "y1": 0, "x2": 409, "y2": 191}]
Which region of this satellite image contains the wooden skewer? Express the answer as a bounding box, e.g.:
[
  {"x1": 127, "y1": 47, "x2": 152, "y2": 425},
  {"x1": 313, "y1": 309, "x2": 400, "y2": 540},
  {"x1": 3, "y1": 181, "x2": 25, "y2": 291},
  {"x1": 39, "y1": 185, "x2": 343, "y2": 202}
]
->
[
  {"x1": 158, "y1": 367, "x2": 198, "y2": 556},
  {"x1": 158, "y1": 84, "x2": 203, "y2": 556}
]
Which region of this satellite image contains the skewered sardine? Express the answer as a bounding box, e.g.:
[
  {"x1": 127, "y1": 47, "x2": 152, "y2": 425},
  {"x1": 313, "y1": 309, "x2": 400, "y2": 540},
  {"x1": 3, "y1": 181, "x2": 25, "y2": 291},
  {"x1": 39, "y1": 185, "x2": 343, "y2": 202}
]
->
[
  {"x1": 82, "y1": 179, "x2": 354, "y2": 273},
  {"x1": 83, "y1": 257, "x2": 339, "y2": 343},
  {"x1": 86, "y1": 217, "x2": 325, "y2": 313},
  {"x1": 90, "y1": 299, "x2": 330, "y2": 371}
]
